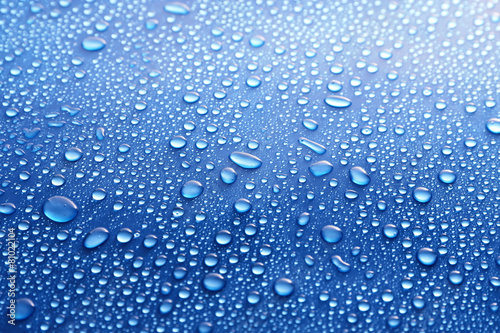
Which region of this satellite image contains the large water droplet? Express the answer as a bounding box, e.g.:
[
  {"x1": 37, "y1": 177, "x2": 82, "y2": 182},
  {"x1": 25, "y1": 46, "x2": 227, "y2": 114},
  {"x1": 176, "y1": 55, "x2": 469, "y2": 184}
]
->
[
  {"x1": 220, "y1": 167, "x2": 237, "y2": 184},
  {"x1": 417, "y1": 248, "x2": 437, "y2": 266},
  {"x1": 325, "y1": 95, "x2": 352, "y2": 108},
  {"x1": 249, "y1": 35, "x2": 265, "y2": 48},
  {"x1": 43, "y1": 196, "x2": 78, "y2": 223},
  {"x1": 309, "y1": 160, "x2": 333, "y2": 177},
  {"x1": 449, "y1": 271, "x2": 464, "y2": 285},
  {"x1": 234, "y1": 198, "x2": 252, "y2": 213},
  {"x1": 181, "y1": 180, "x2": 204, "y2": 199},
  {"x1": 183, "y1": 91, "x2": 200, "y2": 103},
  {"x1": 64, "y1": 147, "x2": 83, "y2": 162},
  {"x1": 486, "y1": 118, "x2": 500, "y2": 134},
  {"x1": 117, "y1": 228, "x2": 133, "y2": 243},
  {"x1": 413, "y1": 187, "x2": 431, "y2": 203},
  {"x1": 164, "y1": 2, "x2": 190, "y2": 15},
  {"x1": 321, "y1": 225, "x2": 343, "y2": 243},
  {"x1": 82, "y1": 37, "x2": 106, "y2": 51},
  {"x1": 229, "y1": 151, "x2": 262, "y2": 169},
  {"x1": 273, "y1": 278, "x2": 294, "y2": 296},
  {"x1": 438, "y1": 170, "x2": 456, "y2": 184},
  {"x1": 349, "y1": 166, "x2": 370, "y2": 186},
  {"x1": 202, "y1": 273, "x2": 225, "y2": 291},
  {"x1": 14, "y1": 298, "x2": 35, "y2": 320},
  {"x1": 159, "y1": 300, "x2": 173, "y2": 314},
  {"x1": 246, "y1": 76, "x2": 261, "y2": 88},
  {"x1": 170, "y1": 135, "x2": 187, "y2": 149},
  {"x1": 83, "y1": 227, "x2": 109, "y2": 249},
  {"x1": 382, "y1": 224, "x2": 398, "y2": 239},
  {"x1": 0, "y1": 203, "x2": 16, "y2": 215}
]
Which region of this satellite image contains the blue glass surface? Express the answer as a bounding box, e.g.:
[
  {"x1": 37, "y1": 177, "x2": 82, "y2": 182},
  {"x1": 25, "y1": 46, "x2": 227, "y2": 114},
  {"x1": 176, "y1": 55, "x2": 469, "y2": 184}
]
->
[{"x1": 1, "y1": 1, "x2": 500, "y2": 332}]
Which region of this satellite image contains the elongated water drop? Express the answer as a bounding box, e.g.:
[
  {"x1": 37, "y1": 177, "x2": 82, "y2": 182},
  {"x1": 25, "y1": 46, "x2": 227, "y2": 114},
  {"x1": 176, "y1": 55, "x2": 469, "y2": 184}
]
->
[
  {"x1": 229, "y1": 151, "x2": 262, "y2": 169},
  {"x1": 331, "y1": 255, "x2": 351, "y2": 273},
  {"x1": 298, "y1": 137, "x2": 326, "y2": 155},
  {"x1": 325, "y1": 95, "x2": 352, "y2": 108},
  {"x1": 164, "y1": 2, "x2": 190, "y2": 15}
]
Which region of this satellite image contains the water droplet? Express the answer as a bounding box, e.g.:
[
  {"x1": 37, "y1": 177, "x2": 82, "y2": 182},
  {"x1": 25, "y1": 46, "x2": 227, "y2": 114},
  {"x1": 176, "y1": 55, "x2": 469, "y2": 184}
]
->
[
  {"x1": 170, "y1": 135, "x2": 187, "y2": 149},
  {"x1": 43, "y1": 196, "x2": 78, "y2": 223},
  {"x1": 83, "y1": 227, "x2": 109, "y2": 249},
  {"x1": 273, "y1": 278, "x2": 294, "y2": 296},
  {"x1": 321, "y1": 225, "x2": 343, "y2": 243},
  {"x1": 246, "y1": 76, "x2": 261, "y2": 88},
  {"x1": 164, "y1": 2, "x2": 190, "y2": 15},
  {"x1": 249, "y1": 35, "x2": 265, "y2": 48},
  {"x1": 14, "y1": 298, "x2": 35, "y2": 320},
  {"x1": 331, "y1": 255, "x2": 351, "y2": 272},
  {"x1": 215, "y1": 230, "x2": 232, "y2": 245},
  {"x1": 220, "y1": 167, "x2": 237, "y2": 184},
  {"x1": 0, "y1": 203, "x2": 16, "y2": 215},
  {"x1": 325, "y1": 95, "x2": 352, "y2": 108},
  {"x1": 181, "y1": 180, "x2": 204, "y2": 199},
  {"x1": 449, "y1": 271, "x2": 464, "y2": 285},
  {"x1": 229, "y1": 151, "x2": 262, "y2": 169},
  {"x1": 417, "y1": 248, "x2": 437, "y2": 266},
  {"x1": 234, "y1": 198, "x2": 252, "y2": 213},
  {"x1": 117, "y1": 228, "x2": 133, "y2": 243},
  {"x1": 486, "y1": 118, "x2": 500, "y2": 134},
  {"x1": 413, "y1": 187, "x2": 431, "y2": 203},
  {"x1": 382, "y1": 224, "x2": 398, "y2": 239},
  {"x1": 202, "y1": 273, "x2": 225, "y2": 291},
  {"x1": 159, "y1": 300, "x2": 173, "y2": 314},
  {"x1": 349, "y1": 166, "x2": 370, "y2": 186},
  {"x1": 438, "y1": 170, "x2": 456, "y2": 184},
  {"x1": 183, "y1": 91, "x2": 200, "y2": 103},
  {"x1": 64, "y1": 147, "x2": 83, "y2": 162},
  {"x1": 82, "y1": 37, "x2": 106, "y2": 51},
  {"x1": 302, "y1": 119, "x2": 318, "y2": 131},
  {"x1": 298, "y1": 137, "x2": 327, "y2": 155},
  {"x1": 92, "y1": 188, "x2": 107, "y2": 201},
  {"x1": 309, "y1": 160, "x2": 333, "y2": 177}
]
